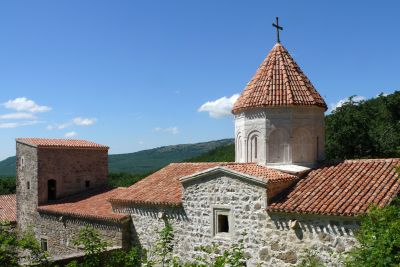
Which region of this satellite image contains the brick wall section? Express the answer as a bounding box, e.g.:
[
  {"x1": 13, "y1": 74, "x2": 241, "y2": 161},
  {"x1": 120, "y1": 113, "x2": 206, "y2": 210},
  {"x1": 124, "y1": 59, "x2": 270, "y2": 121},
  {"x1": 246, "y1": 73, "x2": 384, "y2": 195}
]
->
[
  {"x1": 37, "y1": 148, "x2": 108, "y2": 203},
  {"x1": 267, "y1": 180, "x2": 297, "y2": 200}
]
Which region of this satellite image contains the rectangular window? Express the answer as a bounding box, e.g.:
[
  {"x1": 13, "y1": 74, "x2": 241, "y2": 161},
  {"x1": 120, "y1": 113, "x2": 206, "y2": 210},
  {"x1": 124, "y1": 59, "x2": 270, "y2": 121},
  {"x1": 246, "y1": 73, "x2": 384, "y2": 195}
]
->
[
  {"x1": 213, "y1": 208, "x2": 231, "y2": 236},
  {"x1": 26, "y1": 181, "x2": 30, "y2": 190},
  {"x1": 85, "y1": 180, "x2": 90, "y2": 188},
  {"x1": 217, "y1": 214, "x2": 229, "y2": 233},
  {"x1": 41, "y1": 238, "x2": 48, "y2": 251}
]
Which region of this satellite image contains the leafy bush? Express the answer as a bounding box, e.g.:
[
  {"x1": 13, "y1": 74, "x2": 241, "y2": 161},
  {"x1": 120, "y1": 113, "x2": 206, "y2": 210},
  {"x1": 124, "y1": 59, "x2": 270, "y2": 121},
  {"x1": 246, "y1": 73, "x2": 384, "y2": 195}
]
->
[
  {"x1": 345, "y1": 198, "x2": 400, "y2": 267},
  {"x1": 0, "y1": 221, "x2": 49, "y2": 266},
  {"x1": 296, "y1": 248, "x2": 325, "y2": 267}
]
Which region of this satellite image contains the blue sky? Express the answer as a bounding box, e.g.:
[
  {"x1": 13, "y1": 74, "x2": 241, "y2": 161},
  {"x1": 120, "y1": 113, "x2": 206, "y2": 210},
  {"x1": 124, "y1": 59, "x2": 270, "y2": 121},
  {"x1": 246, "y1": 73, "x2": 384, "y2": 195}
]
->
[{"x1": 0, "y1": 0, "x2": 399, "y2": 160}]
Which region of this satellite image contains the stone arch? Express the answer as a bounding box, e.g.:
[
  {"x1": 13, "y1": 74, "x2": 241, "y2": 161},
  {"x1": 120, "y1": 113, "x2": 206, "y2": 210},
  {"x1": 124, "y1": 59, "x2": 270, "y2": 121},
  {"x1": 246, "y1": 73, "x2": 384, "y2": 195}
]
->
[
  {"x1": 247, "y1": 130, "x2": 261, "y2": 163},
  {"x1": 236, "y1": 133, "x2": 243, "y2": 162},
  {"x1": 268, "y1": 128, "x2": 288, "y2": 163},
  {"x1": 292, "y1": 127, "x2": 314, "y2": 163}
]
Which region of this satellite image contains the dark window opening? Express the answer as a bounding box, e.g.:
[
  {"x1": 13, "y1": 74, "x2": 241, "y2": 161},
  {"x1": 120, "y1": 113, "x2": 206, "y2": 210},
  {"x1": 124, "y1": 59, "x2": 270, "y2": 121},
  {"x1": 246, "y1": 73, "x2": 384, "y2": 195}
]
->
[
  {"x1": 41, "y1": 238, "x2": 48, "y2": 251},
  {"x1": 254, "y1": 137, "x2": 258, "y2": 159},
  {"x1": 217, "y1": 214, "x2": 229, "y2": 233},
  {"x1": 27, "y1": 181, "x2": 30, "y2": 190},
  {"x1": 85, "y1": 180, "x2": 90, "y2": 188},
  {"x1": 48, "y1": 179, "x2": 57, "y2": 201}
]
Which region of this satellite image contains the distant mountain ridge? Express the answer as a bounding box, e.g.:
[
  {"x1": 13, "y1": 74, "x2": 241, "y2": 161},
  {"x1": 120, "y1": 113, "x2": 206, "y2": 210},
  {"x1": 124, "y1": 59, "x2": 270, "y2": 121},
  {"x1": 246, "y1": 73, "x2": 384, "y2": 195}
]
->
[{"x1": 0, "y1": 139, "x2": 234, "y2": 176}]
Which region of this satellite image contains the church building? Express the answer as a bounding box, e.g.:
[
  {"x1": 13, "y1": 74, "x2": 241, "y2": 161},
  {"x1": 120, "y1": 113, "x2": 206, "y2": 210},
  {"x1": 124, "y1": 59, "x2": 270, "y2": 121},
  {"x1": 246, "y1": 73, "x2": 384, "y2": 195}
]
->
[{"x1": 9, "y1": 27, "x2": 400, "y2": 266}]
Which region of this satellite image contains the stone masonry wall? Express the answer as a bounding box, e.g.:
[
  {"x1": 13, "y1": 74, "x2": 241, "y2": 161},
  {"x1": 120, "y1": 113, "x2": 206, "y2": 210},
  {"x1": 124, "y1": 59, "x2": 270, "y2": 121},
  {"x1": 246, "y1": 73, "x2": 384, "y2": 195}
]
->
[
  {"x1": 118, "y1": 174, "x2": 358, "y2": 266},
  {"x1": 37, "y1": 148, "x2": 108, "y2": 204},
  {"x1": 16, "y1": 143, "x2": 38, "y2": 232},
  {"x1": 36, "y1": 213, "x2": 130, "y2": 258}
]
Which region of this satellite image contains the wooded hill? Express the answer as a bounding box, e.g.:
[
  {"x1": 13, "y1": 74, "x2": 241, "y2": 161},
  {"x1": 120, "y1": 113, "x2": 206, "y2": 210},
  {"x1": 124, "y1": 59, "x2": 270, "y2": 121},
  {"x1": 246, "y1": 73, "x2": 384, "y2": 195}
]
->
[{"x1": 0, "y1": 139, "x2": 234, "y2": 177}]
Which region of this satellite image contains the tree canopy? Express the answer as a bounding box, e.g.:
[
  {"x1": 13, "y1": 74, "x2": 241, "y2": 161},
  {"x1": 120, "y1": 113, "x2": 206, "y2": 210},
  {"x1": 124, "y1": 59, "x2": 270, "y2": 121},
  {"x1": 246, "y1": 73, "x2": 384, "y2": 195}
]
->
[{"x1": 326, "y1": 92, "x2": 400, "y2": 160}]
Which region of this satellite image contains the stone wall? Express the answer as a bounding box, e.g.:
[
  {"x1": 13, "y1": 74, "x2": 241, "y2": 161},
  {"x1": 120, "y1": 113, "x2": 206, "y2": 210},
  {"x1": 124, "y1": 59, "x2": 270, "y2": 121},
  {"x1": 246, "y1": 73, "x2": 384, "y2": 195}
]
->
[
  {"x1": 234, "y1": 106, "x2": 325, "y2": 166},
  {"x1": 116, "y1": 173, "x2": 358, "y2": 266},
  {"x1": 16, "y1": 143, "x2": 38, "y2": 232},
  {"x1": 36, "y1": 213, "x2": 130, "y2": 258}
]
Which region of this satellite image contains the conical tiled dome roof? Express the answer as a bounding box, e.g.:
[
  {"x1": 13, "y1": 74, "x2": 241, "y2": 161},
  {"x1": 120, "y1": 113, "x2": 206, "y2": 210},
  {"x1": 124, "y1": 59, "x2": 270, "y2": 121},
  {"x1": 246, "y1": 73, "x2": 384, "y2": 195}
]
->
[{"x1": 232, "y1": 43, "x2": 327, "y2": 113}]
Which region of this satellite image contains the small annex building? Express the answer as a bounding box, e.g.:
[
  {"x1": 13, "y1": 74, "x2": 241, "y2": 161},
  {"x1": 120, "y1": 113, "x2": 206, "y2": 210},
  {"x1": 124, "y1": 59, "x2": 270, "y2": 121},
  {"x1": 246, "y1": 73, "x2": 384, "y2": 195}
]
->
[{"x1": 8, "y1": 39, "x2": 400, "y2": 266}]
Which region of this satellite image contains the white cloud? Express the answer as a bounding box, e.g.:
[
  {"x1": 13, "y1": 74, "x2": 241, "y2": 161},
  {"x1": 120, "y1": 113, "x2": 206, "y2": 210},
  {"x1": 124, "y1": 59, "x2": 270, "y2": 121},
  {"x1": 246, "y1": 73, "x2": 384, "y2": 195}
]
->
[
  {"x1": 198, "y1": 94, "x2": 240, "y2": 118},
  {"x1": 0, "y1": 120, "x2": 39, "y2": 129},
  {"x1": 330, "y1": 95, "x2": 366, "y2": 112},
  {"x1": 64, "y1": 131, "x2": 77, "y2": 137},
  {"x1": 3, "y1": 97, "x2": 51, "y2": 113},
  {"x1": 47, "y1": 117, "x2": 97, "y2": 130},
  {"x1": 0, "y1": 112, "x2": 36, "y2": 120},
  {"x1": 154, "y1": 126, "x2": 179, "y2": 135},
  {"x1": 72, "y1": 117, "x2": 97, "y2": 126}
]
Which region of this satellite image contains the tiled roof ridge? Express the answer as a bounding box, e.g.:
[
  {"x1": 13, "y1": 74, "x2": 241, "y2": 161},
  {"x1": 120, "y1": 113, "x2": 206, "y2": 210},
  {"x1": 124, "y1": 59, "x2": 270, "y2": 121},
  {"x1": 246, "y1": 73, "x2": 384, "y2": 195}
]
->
[
  {"x1": 16, "y1": 138, "x2": 109, "y2": 149},
  {"x1": 111, "y1": 162, "x2": 298, "y2": 206},
  {"x1": 232, "y1": 43, "x2": 327, "y2": 113},
  {"x1": 268, "y1": 158, "x2": 400, "y2": 216},
  {"x1": 38, "y1": 186, "x2": 128, "y2": 222},
  {"x1": 37, "y1": 207, "x2": 129, "y2": 223},
  {"x1": 0, "y1": 194, "x2": 17, "y2": 197},
  {"x1": 343, "y1": 158, "x2": 400, "y2": 163}
]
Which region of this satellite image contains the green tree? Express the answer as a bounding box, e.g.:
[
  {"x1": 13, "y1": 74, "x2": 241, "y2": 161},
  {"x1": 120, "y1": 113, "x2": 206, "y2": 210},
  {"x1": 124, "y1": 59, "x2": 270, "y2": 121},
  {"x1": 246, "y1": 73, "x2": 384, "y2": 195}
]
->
[
  {"x1": 0, "y1": 221, "x2": 49, "y2": 266},
  {"x1": 0, "y1": 176, "x2": 16, "y2": 195},
  {"x1": 71, "y1": 226, "x2": 109, "y2": 267},
  {"x1": 326, "y1": 92, "x2": 400, "y2": 160},
  {"x1": 345, "y1": 198, "x2": 400, "y2": 267}
]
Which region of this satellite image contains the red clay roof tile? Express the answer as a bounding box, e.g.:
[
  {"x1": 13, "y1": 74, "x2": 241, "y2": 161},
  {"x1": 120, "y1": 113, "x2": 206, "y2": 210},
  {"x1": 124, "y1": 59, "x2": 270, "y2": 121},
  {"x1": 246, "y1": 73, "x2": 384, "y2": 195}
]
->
[
  {"x1": 38, "y1": 187, "x2": 128, "y2": 222},
  {"x1": 268, "y1": 158, "x2": 400, "y2": 216},
  {"x1": 0, "y1": 194, "x2": 16, "y2": 223},
  {"x1": 232, "y1": 43, "x2": 327, "y2": 113},
  {"x1": 16, "y1": 138, "x2": 108, "y2": 150},
  {"x1": 110, "y1": 162, "x2": 297, "y2": 205}
]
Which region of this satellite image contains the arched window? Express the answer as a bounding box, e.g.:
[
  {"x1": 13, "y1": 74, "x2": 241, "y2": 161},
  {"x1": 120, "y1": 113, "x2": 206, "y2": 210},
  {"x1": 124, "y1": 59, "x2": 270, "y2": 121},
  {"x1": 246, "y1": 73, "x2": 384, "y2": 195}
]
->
[
  {"x1": 292, "y1": 128, "x2": 314, "y2": 163},
  {"x1": 248, "y1": 133, "x2": 259, "y2": 162},
  {"x1": 268, "y1": 129, "x2": 286, "y2": 163},
  {"x1": 48, "y1": 179, "x2": 57, "y2": 201}
]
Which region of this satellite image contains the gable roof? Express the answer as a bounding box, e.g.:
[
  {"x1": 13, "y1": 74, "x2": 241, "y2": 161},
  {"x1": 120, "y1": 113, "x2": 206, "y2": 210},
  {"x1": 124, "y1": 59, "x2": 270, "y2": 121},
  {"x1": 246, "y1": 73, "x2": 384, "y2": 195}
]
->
[
  {"x1": 232, "y1": 43, "x2": 327, "y2": 113},
  {"x1": 268, "y1": 158, "x2": 400, "y2": 216},
  {"x1": 0, "y1": 194, "x2": 16, "y2": 223},
  {"x1": 16, "y1": 138, "x2": 108, "y2": 150},
  {"x1": 38, "y1": 187, "x2": 129, "y2": 222},
  {"x1": 110, "y1": 162, "x2": 297, "y2": 206}
]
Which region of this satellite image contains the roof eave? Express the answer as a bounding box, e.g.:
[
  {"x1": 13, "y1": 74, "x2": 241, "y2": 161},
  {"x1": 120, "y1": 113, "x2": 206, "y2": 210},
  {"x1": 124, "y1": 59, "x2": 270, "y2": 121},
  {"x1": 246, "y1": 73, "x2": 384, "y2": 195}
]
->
[{"x1": 179, "y1": 166, "x2": 267, "y2": 186}]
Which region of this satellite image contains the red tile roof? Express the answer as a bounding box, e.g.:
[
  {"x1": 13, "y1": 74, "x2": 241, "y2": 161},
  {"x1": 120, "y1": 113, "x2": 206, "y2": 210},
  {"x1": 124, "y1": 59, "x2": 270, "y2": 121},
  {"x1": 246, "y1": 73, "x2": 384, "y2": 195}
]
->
[
  {"x1": 232, "y1": 43, "x2": 327, "y2": 113},
  {"x1": 16, "y1": 138, "x2": 108, "y2": 150},
  {"x1": 110, "y1": 163, "x2": 297, "y2": 205},
  {"x1": 268, "y1": 158, "x2": 400, "y2": 216},
  {"x1": 0, "y1": 194, "x2": 16, "y2": 223},
  {"x1": 38, "y1": 187, "x2": 128, "y2": 222}
]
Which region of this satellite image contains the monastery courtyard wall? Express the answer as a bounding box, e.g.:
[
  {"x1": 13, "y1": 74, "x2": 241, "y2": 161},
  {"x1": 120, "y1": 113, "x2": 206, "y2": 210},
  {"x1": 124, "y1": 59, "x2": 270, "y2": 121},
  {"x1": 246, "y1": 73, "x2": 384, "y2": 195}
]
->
[
  {"x1": 115, "y1": 174, "x2": 358, "y2": 266},
  {"x1": 35, "y1": 213, "x2": 130, "y2": 258}
]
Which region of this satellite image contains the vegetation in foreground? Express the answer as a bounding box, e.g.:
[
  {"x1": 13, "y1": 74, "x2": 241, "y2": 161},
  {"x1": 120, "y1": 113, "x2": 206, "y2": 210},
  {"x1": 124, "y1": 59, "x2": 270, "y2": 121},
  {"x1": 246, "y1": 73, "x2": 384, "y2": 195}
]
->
[{"x1": 1, "y1": 197, "x2": 399, "y2": 266}]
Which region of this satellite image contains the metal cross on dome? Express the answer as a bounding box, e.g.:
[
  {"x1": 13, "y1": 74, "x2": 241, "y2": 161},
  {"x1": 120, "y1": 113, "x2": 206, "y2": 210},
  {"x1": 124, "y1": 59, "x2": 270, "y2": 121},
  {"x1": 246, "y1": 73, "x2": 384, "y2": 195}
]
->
[{"x1": 272, "y1": 17, "x2": 283, "y2": 43}]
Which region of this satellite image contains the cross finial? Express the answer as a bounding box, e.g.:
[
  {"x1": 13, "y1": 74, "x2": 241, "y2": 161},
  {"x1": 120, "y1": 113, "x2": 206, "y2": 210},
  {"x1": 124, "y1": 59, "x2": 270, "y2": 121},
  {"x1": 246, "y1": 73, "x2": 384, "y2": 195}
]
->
[{"x1": 272, "y1": 17, "x2": 283, "y2": 43}]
